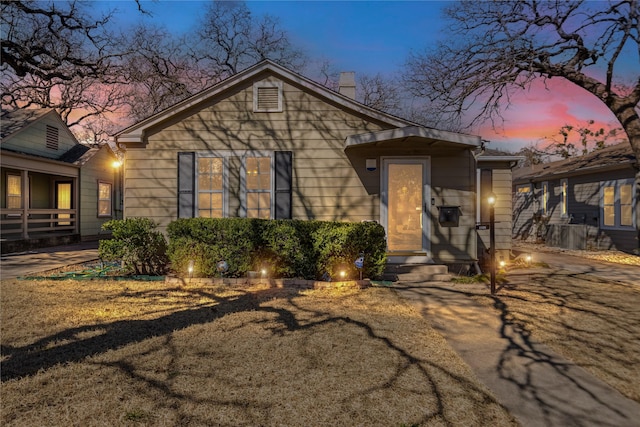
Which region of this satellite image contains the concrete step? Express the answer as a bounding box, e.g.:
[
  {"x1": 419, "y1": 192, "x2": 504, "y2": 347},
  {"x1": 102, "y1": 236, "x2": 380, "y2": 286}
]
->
[{"x1": 383, "y1": 264, "x2": 452, "y2": 282}]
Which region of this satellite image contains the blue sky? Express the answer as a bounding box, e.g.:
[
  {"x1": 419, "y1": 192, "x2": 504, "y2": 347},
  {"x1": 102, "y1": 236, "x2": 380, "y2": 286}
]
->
[{"x1": 100, "y1": 0, "x2": 631, "y2": 152}]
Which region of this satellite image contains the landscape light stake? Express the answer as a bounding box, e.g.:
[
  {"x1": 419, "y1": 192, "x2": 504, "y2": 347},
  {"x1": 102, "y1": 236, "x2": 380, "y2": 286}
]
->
[{"x1": 488, "y1": 193, "x2": 496, "y2": 295}]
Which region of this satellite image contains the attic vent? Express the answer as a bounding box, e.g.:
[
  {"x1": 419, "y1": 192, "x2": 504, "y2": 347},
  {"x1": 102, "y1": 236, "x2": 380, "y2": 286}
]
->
[
  {"x1": 254, "y1": 82, "x2": 282, "y2": 112},
  {"x1": 46, "y1": 125, "x2": 59, "y2": 150}
]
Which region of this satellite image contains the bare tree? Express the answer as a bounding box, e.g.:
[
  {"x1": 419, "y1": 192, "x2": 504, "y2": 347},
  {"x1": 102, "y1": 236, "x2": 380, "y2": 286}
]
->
[
  {"x1": 1, "y1": 0, "x2": 131, "y2": 141},
  {"x1": 403, "y1": 1, "x2": 640, "y2": 161},
  {"x1": 119, "y1": 24, "x2": 206, "y2": 122},
  {"x1": 191, "y1": 1, "x2": 306, "y2": 81},
  {"x1": 358, "y1": 73, "x2": 402, "y2": 114}
]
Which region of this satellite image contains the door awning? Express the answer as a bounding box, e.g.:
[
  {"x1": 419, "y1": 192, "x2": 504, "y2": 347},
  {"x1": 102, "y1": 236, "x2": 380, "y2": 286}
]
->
[{"x1": 344, "y1": 125, "x2": 481, "y2": 150}]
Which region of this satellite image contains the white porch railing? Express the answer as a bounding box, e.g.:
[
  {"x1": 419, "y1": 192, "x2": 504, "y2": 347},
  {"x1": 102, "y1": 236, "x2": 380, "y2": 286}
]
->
[{"x1": 0, "y1": 208, "x2": 77, "y2": 239}]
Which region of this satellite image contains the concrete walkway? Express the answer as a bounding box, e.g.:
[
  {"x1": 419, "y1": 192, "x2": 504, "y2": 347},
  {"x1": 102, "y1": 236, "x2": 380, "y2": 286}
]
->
[
  {"x1": 394, "y1": 256, "x2": 640, "y2": 427},
  {"x1": 0, "y1": 241, "x2": 99, "y2": 280}
]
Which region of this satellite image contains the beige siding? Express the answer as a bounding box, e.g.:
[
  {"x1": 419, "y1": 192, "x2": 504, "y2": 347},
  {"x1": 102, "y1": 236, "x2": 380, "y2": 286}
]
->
[
  {"x1": 2, "y1": 114, "x2": 77, "y2": 159},
  {"x1": 477, "y1": 168, "x2": 513, "y2": 263},
  {"x1": 124, "y1": 78, "x2": 388, "y2": 229},
  {"x1": 430, "y1": 153, "x2": 477, "y2": 262},
  {"x1": 79, "y1": 147, "x2": 117, "y2": 238}
]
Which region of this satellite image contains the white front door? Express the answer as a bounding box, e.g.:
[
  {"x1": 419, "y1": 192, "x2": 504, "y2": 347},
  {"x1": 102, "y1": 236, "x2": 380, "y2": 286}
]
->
[{"x1": 381, "y1": 157, "x2": 431, "y2": 263}]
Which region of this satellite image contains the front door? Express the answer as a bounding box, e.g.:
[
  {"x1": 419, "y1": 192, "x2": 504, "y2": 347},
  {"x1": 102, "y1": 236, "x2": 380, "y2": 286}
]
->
[
  {"x1": 56, "y1": 182, "x2": 72, "y2": 226},
  {"x1": 381, "y1": 157, "x2": 431, "y2": 262}
]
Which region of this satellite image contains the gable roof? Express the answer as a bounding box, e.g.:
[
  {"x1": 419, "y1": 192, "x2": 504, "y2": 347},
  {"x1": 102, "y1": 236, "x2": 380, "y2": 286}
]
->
[
  {"x1": 114, "y1": 60, "x2": 473, "y2": 145},
  {"x1": 513, "y1": 142, "x2": 636, "y2": 183},
  {"x1": 1, "y1": 108, "x2": 55, "y2": 140}
]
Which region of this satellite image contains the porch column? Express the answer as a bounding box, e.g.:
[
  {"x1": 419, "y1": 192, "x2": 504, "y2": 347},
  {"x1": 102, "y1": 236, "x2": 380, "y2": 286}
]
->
[
  {"x1": 21, "y1": 169, "x2": 28, "y2": 239},
  {"x1": 74, "y1": 176, "x2": 79, "y2": 234}
]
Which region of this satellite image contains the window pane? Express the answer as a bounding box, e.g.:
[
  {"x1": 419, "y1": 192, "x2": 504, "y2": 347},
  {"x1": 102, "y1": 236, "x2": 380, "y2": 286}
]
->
[
  {"x1": 603, "y1": 186, "x2": 615, "y2": 205},
  {"x1": 7, "y1": 175, "x2": 21, "y2": 209},
  {"x1": 247, "y1": 192, "x2": 259, "y2": 207},
  {"x1": 620, "y1": 184, "x2": 632, "y2": 204},
  {"x1": 604, "y1": 205, "x2": 615, "y2": 226},
  {"x1": 98, "y1": 200, "x2": 110, "y2": 216},
  {"x1": 198, "y1": 193, "x2": 211, "y2": 209},
  {"x1": 99, "y1": 182, "x2": 111, "y2": 200},
  {"x1": 247, "y1": 174, "x2": 258, "y2": 190},
  {"x1": 198, "y1": 175, "x2": 212, "y2": 191},
  {"x1": 621, "y1": 205, "x2": 633, "y2": 226},
  {"x1": 259, "y1": 193, "x2": 271, "y2": 208}
]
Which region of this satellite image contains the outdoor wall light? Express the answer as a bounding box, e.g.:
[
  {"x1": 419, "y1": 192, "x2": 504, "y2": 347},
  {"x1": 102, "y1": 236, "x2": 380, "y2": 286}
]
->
[
  {"x1": 525, "y1": 254, "x2": 532, "y2": 264},
  {"x1": 339, "y1": 270, "x2": 347, "y2": 279},
  {"x1": 112, "y1": 160, "x2": 123, "y2": 169},
  {"x1": 499, "y1": 257, "x2": 506, "y2": 268}
]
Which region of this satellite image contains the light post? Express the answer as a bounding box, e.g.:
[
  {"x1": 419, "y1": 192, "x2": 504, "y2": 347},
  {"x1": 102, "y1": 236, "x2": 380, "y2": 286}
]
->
[{"x1": 487, "y1": 193, "x2": 497, "y2": 295}]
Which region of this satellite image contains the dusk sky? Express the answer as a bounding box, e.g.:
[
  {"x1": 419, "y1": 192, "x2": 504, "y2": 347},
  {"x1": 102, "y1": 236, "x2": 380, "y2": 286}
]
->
[{"x1": 102, "y1": 0, "x2": 633, "y2": 152}]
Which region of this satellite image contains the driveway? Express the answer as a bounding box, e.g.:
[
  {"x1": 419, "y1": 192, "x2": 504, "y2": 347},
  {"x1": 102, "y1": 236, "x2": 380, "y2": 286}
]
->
[{"x1": 0, "y1": 242, "x2": 99, "y2": 280}]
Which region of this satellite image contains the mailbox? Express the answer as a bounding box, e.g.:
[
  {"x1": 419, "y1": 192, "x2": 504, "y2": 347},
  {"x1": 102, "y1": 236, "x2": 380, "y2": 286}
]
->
[{"x1": 438, "y1": 206, "x2": 461, "y2": 227}]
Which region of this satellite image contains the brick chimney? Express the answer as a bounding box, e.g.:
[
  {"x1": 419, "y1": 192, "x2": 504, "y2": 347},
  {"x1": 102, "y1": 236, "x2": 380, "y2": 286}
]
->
[{"x1": 338, "y1": 71, "x2": 356, "y2": 99}]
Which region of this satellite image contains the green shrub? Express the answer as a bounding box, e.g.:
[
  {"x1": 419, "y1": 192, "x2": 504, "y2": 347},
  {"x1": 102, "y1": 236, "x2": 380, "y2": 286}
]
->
[
  {"x1": 167, "y1": 218, "x2": 387, "y2": 280},
  {"x1": 99, "y1": 218, "x2": 168, "y2": 275}
]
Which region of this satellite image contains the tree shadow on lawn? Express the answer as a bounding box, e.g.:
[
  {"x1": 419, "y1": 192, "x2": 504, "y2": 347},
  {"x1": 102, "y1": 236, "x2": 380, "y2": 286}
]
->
[
  {"x1": 394, "y1": 266, "x2": 640, "y2": 426},
  {"x1": 1, "y1": 283, "x2": 512, "y2": 426}
]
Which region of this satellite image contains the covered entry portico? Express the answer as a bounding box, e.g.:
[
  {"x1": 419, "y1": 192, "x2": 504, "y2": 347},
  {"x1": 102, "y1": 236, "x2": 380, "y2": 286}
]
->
[{"x1": 345, "y1": 126, "x2": 481, "y2": 265}]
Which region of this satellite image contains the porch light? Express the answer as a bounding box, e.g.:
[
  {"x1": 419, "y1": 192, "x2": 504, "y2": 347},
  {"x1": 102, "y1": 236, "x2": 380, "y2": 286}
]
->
[
  {"x1": 525, "y1": 254, "x2": 532, "y2": 264},
  {"x1": 499, "y1": 257, "x2": 506, "y2": 268},
  {"x1": 112, "y1": 159, "x2": 123, "y2": 169}
]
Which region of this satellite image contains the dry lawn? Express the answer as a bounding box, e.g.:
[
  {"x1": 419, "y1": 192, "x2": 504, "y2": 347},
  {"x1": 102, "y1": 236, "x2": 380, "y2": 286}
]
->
[
  {"x1": 472, "y1": 268, "x2": 640, "y2": 403},
  {"x1": 1, "y1": 279, "x2": 516, "y2": 427}
]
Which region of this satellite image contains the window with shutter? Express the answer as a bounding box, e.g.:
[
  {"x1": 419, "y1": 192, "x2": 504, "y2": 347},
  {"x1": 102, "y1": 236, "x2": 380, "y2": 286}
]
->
[{"x1": 253, "y1": 82, "x2": 283, "y2": 112}]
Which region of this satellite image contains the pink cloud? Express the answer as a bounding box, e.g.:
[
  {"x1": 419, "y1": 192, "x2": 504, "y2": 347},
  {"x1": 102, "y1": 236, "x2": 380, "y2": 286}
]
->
[{"x1": 475, "y1": 77, "x2": 622, "y2": 152}]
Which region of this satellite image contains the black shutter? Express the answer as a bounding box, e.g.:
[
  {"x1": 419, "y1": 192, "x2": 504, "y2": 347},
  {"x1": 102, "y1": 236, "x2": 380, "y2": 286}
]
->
[
  {"x1": 178, "y1": 152, "x2": 195, "y2": 218},
  {"x1": 274, "y1": 151, "x2": 292, "y2": 219}
]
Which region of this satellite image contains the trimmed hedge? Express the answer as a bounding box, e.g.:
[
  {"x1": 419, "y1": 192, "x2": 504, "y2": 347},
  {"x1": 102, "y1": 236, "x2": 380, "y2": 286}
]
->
[{"x1": 167, "y1": 218, "x2": 387, "y2": 280}]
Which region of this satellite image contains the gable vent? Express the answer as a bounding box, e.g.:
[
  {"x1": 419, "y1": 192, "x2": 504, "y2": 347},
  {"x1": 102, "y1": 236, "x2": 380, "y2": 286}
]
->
[
  {"x1": 46, "y1": 125, "x2": 59, "y2": 150},
  {"x1": 254, "y1": 82, "x2": 283, "y2": 112}
]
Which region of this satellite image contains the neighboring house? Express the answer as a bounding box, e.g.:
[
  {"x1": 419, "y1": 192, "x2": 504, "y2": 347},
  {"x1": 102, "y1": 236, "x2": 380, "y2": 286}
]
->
[
  {"x1": 114, "y1": 60, "x2": 518, "y2": 268},
  {"x1": 1, "y1": 108, "x2": 119, "y2": 253},
  {"x1": 513, "y1": 142, "x2": 639, "y2": 253}
]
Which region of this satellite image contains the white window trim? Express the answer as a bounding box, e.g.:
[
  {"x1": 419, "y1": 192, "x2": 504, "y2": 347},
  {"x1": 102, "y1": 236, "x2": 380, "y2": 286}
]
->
[
  {"x1": 560, "y1": 178, "x2": 568, "y2": 218},
  {"x1": 197, "y1": 151, "x2": 275, "y2": 219},
  {"x1": 600, "y1": 178, "x2": 635, "y2": 230},
  {"x1": 195, "y1": 155, "x2": 228, "y2": 218},
  {"x1": 241, "y1": 155, "x2": 275, "y2": 219},
  {"x1": 253, "y1": 81, "x2": 283, "y2": 113}
]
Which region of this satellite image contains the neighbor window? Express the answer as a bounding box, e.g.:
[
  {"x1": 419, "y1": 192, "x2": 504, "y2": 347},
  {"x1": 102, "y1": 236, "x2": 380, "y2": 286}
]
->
[
  {"x1": 197, "y1": 157, "x2": 224, "y2": 218},
  {"x1": 516, "y1": 185, "x2": 531, "y2": 194},
  {"x1": 98, "y1": 181, "x2": 113, "y2": 217},
  {"x1": 541, "y1": 182, "x2": 549, "y2": 216},
  {"x1": 601, "y1": 179, "x2": 635, "y2": 229},
  {"x1": 245, "y1": 157, "x2": 271, "y2": 219},
  {"x1": 7, "y1": 174, "x2": 21, "y2": 209},
  {"x1": 560, "y1": 179, "x2": 568, "y2": 218},
  {"x1": 477, "y1": 169, "x2": 493, "y2": 223}
]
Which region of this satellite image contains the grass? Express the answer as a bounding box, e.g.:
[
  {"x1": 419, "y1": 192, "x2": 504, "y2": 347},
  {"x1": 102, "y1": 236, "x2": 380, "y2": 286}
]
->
[{"x1": 1, "y1": 279, "x2": 516, "y2": 427}]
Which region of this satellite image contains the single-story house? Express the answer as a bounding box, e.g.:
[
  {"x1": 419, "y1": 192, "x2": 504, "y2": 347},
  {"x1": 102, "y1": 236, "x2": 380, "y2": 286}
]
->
[
  {"x1": 1, "y1": 108, "x2": 120, "y2": 253},
  {"x1": 113, "y1": 60, "x2": 519, "y2": 269},
  {"x1": 512, "y1": 142, "x2": 639, "y2": 253}
]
